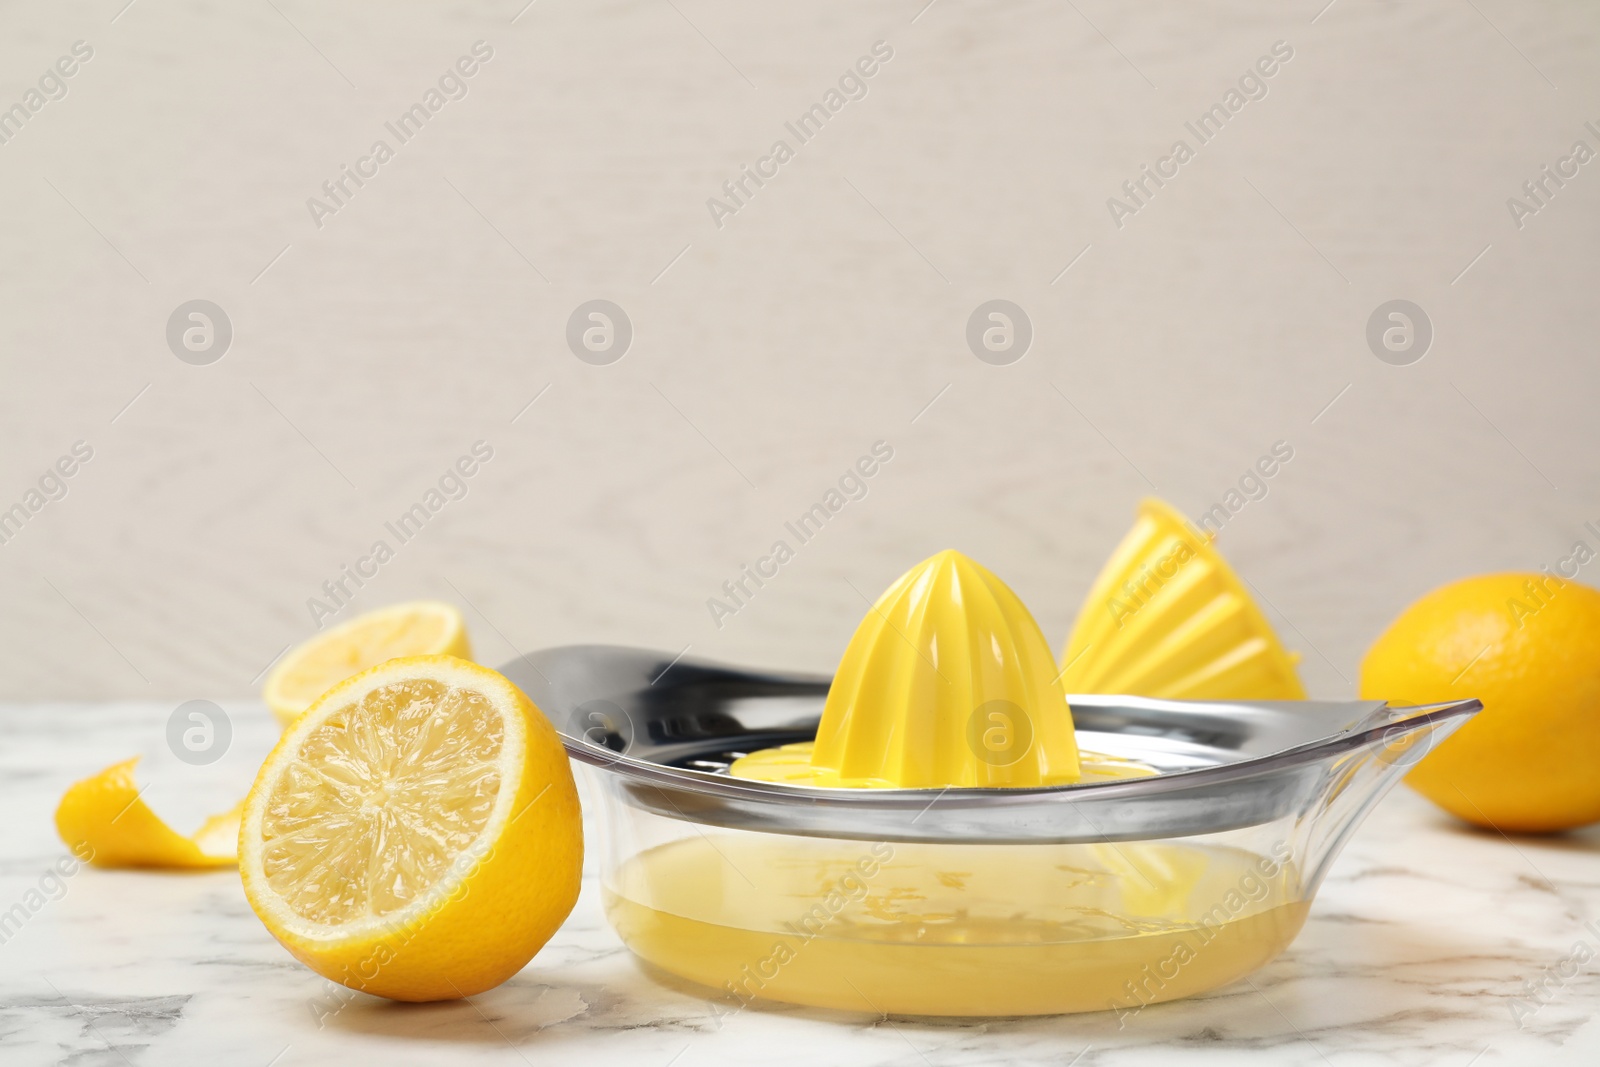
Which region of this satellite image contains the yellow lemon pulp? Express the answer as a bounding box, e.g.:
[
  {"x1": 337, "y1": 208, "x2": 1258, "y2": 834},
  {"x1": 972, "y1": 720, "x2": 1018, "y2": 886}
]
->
[
  {"x1": 1059, "y1": 498, "x2": 1305, "y2": 701},
  {"x1": 731, "y1": 550, "x2": 1084, "y2": 789},
  {"x1": 55, "y1": 757, "x2": 242, "y2": 868},
  {"x1": 1361, "y1": 572, "x2": 1600, "y2": 833},
  {"x1": 263, "y1": 601, "x2": 472, "y2": 727},
  {"x1": 240, "y1": 656, "x2": 582, "y2": 1000}
]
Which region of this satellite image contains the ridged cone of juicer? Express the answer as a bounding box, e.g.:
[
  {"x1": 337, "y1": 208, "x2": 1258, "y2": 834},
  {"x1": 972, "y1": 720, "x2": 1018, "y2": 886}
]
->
[
  {"x1": 730, "y1": 550, "x2": 1083, "y2": 788},
  {"x1": 1058, "y1": 498, "x2": 1305, "y2": 700}
]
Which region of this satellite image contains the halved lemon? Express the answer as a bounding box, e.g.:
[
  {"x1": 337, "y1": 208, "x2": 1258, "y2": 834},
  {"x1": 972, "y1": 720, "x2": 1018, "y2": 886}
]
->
[
  {"x1": 264, "y1": 601, "x2": 472, "y2": 727},
  {"x1": 239, "y1": 656, "x2": 582, "y2": 1001}
]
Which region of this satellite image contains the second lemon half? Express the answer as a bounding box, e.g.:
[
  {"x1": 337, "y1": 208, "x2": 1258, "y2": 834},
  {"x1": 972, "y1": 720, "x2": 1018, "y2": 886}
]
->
[{"x1": 264, "y1": 601, "x2": 473, "y2": 727}]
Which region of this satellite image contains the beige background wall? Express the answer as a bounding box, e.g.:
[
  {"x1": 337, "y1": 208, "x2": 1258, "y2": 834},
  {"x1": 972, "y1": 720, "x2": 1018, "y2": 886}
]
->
[{"x1": 1, "y1": 0, "x2": 1596, "y2": 701}]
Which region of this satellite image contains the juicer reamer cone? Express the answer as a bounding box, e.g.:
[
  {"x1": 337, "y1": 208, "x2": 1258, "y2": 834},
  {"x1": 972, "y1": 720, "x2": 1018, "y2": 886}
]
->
[{"x1": 732, "y1": 550, "x2": 1083, "y2": 788}]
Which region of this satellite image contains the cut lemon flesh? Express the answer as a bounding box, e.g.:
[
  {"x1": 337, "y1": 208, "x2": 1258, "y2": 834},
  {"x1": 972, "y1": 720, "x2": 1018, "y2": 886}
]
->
[
  {"x1": 264, "y1": 601, "x2": 472, "y2": 727},
  {"x1": 55, "y1": 757, "x2": 242, "y2": 868},
  {"x1": 262, "y1": 676, "x2": 503, "y2": 927},
  {"x1": 241, "y1": 656, "x2": 582, "y2": 1001}
]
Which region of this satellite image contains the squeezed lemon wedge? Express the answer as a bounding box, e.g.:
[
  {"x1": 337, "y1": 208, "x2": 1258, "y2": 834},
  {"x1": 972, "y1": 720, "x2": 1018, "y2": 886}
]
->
[
  {"x1": 263, "y1": 601, "x2": 472, "y2": 727},
  {"x1": 239, "y1": 655, "x2": 582, "y2": 1001},
  {"x1": 55, "y1": 757, "x2": 242, "y2": 868}
]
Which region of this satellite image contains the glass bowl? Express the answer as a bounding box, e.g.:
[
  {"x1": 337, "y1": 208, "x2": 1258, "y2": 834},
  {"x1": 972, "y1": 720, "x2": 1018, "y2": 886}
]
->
[{"x1": 501, "y1": 646, "x2": 1479, "y2": 1017}]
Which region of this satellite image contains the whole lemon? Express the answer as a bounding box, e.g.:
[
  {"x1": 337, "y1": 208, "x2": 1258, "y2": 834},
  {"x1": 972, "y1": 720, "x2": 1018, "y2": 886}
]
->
[{"x1": 1360, "y1": 572, "x2": 1600, "y2": 833}]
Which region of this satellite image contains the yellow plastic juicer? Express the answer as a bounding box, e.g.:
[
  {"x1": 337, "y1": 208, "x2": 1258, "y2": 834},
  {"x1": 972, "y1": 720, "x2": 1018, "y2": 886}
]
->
[{"x1": 507, "y1": 500, "x2": 1481, "y2": 1015}]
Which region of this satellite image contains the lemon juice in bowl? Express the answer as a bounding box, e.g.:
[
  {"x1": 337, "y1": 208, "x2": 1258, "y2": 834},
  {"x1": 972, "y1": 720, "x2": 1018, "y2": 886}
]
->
[{"x1": 603, "y1": 832, "x2": 1308, "y2": 1016}]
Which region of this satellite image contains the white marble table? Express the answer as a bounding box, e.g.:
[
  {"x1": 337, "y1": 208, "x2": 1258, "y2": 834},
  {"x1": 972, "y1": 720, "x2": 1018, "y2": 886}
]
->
[{"x1": 3, "y1": 701, "x2": 1598, "y2": 1066}]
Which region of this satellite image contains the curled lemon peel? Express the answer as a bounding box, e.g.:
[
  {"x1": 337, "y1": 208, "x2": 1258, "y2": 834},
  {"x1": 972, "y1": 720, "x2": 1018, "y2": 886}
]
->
[{"x1": 54, "y1": 757, "x2": 242, "y2": 869}]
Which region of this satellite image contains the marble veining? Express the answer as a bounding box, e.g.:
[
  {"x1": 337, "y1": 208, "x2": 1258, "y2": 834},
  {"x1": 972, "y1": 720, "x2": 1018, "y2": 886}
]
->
[{"x1": 2, "y1": 702, "x2": 1597, "y2": 1066}]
